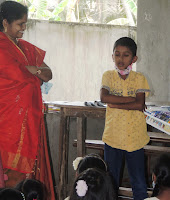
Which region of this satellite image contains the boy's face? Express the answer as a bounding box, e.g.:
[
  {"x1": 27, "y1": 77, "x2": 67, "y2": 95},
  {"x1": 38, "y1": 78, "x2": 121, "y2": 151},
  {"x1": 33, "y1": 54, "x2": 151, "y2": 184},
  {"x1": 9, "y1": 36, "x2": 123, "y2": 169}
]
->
[{"x1": 112, "y1": 45, "x2": 137, "y2": 70}]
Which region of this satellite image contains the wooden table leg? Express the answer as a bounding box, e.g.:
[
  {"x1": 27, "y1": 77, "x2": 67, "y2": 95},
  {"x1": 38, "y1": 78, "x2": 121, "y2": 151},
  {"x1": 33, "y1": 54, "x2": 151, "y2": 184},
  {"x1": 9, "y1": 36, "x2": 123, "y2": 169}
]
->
[
  {"x1": 58, "y1": 108, "x2": 70, "y2": 200},
  {"x1": 65, "y1": 117, "x2": 70, "y2": 184},
  {"x1": 77, "y1": 117, "x2": 86, "y2": 157}
]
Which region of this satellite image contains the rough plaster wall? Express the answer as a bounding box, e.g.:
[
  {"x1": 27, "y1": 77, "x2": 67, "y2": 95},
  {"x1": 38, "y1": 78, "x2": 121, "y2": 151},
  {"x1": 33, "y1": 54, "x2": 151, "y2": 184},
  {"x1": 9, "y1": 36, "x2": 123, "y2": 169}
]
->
[
  {"x1": 137, "y1": 0, "x2": 170, "y2": 101},
  {"x1": 23, "y1": 21, "x2": 136, "y2": 102}
]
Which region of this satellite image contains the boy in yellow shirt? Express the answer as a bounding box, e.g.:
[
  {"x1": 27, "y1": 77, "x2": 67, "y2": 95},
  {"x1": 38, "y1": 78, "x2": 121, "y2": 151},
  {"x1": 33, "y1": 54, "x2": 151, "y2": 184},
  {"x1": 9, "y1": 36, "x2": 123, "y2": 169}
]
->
[{"x1": 101, "y1": 37, "x2": 150, "y2": 200}]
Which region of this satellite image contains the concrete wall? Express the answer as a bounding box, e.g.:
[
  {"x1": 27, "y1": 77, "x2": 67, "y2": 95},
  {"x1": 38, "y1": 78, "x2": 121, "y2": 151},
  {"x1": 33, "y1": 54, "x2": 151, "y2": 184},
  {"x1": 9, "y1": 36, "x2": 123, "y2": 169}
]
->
[
  {"x1": 23, "y1": 21, "x2": 136, "y2": 102},
  {"x1": 0, "y1": 0, "x2": 5, "y2": 4},
  {"x1": 137, "y1": 0, "x2": 170, "y2": 101}
]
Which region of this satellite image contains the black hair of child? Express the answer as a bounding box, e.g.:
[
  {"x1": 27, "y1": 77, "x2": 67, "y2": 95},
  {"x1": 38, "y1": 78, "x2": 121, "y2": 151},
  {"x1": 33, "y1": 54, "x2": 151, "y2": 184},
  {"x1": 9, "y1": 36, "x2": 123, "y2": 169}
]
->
[
  {"x1": 152, "y1": 153, "x2": 170, "y2": 197},
  {"x1": 113, "y1": 37, "x2": 137, "y2": 57},
  {"x1": 0, "y1": 1, "x2": 28, "y2": 31},
  {"x1": 15, "y1": 179, "x2": 46, "y2": 200},
  {"x1": 70, "y1": 168, "x2": 116, "y2": 200},
  {"x1": 77, "y1": 154, "x2": 107, "y2": 174},
  {"x1": 0, "y1": 188, "x2": 25, "y2": 200}
]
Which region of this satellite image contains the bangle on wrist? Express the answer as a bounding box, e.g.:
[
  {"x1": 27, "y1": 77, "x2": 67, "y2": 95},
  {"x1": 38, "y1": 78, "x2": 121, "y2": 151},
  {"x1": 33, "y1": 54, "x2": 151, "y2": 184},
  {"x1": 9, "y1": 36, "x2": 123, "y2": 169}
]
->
[{"x1": 36, "y1": 69, "x2": 41, "y2": 75}]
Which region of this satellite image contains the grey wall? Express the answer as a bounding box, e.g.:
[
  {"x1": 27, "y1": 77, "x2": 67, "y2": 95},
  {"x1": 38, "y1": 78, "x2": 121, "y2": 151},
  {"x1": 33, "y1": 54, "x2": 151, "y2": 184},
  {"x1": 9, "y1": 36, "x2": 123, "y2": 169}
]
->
[
  {"x1": 23, "y1": 21, "x2": 136, "y2": 102},
  {"x1": 137, "y1": 0, "x2": 170, "y2": 101},
  {"x1": 0, "y1": 0, "x2": 5, "y2": 4}
]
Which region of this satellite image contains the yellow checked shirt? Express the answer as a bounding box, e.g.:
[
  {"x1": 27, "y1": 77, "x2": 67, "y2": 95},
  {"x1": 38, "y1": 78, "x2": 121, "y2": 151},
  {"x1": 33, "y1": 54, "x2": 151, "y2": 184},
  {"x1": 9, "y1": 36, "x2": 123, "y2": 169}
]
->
[{"x1": 102, "y1": 70, "x2": 150, "y2": 152}]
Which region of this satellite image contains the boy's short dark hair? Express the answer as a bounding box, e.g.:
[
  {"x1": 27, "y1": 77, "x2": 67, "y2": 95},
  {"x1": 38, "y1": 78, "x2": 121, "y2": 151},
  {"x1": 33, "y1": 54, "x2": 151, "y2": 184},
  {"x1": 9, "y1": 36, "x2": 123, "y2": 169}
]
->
[{"x1": 113, "y1": 37, "x2": 137, "y2": 57}]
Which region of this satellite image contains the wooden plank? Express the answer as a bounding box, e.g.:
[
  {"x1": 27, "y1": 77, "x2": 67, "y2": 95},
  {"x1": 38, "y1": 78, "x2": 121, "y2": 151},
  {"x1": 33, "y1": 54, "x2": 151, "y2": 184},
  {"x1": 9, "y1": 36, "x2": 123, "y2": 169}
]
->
[
  {"x1": 77, "y1": 117, "x2": 86, "y2": 156},
  {"x1": 118, "y1": 187, "x2": 133, "y2": 197},
  {"x1": 63, "y1": 107, "x2": 106, "y2": 118},
  {"x1": 74, "y1": 140, "x2": 170, "y2": 153},
  {"x1": 81, "y1": 143, "x2": 170, "y2": 155},
  {"x1": 58, "y1": 108, "x2": 70, "y2": 200},
  {"x1": 144, "y1": 145, "x2": 170, "y2": 154},
  {"x1": 118, "y1": 187, "x2": 152, "y2": 198},
  {"x1": 148, "y1": 131, "x2": 170, "y2": 143}
]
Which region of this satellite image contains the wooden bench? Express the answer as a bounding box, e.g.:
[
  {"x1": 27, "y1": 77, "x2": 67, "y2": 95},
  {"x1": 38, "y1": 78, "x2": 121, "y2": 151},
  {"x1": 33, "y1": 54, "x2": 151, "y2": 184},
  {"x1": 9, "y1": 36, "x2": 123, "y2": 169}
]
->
[
  {"x1": 118, "y1": 187, "x2": 152, "y2": 200},
  {"x1": 73, "y1": 137, "x2": 170, "y2": 158},
  {"x1": 73, "y1": 131, "x2": 170, "y2": 156},
  {"x1": 148, "y1": 131, "x2": 170, "y2": 143}
]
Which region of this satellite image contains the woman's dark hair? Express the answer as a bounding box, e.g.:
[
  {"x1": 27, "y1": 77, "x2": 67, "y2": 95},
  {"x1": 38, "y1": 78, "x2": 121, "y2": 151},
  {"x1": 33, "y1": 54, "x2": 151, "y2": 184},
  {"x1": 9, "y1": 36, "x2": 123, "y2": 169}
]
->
[
  {"x1": 113, "y1": 37, "x2": 137, "y2": 57},
  {"x1": 77, "y1": 154, "x2": 107, "y2": 174},
  {"x1": 15, "y1": 179, "x2": 45, "y2": 200},
  {"x1": 152, "y1": 154, "x2": 170, "y2": 197},
  {"x1": 70, "y1": 168, "x2": 116, "y2": 200},
  {"x1": 0, "y1": 188, "x2": 24, "y2": 200},
  {"x1": 0, "y1": 1, "x2": 28, "y2": 31}
]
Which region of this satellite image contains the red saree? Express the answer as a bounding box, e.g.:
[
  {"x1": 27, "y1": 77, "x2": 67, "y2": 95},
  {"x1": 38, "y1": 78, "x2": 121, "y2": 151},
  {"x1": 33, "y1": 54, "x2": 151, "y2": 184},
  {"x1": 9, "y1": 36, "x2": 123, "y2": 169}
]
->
[{"x1": 0, "y1": 32, "x2": 55, "y2": 199}]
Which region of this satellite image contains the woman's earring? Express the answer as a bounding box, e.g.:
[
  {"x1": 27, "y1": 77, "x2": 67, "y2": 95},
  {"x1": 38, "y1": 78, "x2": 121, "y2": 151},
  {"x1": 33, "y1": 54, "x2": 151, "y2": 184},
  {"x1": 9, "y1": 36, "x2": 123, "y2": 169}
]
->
[{"x1": 4, "y1": 27, "x2": 7, "y2": 33}]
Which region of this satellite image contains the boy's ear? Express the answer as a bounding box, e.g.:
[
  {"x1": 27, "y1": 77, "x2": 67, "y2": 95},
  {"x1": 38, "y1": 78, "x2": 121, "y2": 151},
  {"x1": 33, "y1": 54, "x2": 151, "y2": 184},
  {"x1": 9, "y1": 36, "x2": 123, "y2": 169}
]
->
[
  {"x1": 132, "y1": 56, "x2": 138, "y2": 63},
  {"x1": 112, "y1": 54, "x2": 114, "y2": 62}
]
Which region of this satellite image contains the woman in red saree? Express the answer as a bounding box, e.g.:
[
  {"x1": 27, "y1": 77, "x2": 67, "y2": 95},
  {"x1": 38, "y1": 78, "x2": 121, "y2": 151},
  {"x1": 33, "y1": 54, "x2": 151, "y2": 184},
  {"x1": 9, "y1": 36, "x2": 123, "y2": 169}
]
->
[{"x1": 0, "y1": 1, "x2": 55, "y2": 199}]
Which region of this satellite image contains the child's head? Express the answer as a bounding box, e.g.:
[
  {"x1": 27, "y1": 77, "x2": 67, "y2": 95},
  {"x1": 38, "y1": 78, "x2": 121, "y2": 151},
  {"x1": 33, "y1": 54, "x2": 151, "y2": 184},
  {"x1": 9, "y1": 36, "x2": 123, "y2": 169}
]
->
[
  {"x1": 112, "y1": 37, "x2": 137, "y2": 71},
  {"x1": 113, "y1": 37, "x2": 137, "y2": 57},
  {"x1": 15, "y1": 179, "x2": 45, "y2": 200},
  {"x1": 0, "y1": 188, "x2": 25, "y2": 200},
  {"x1": 69, "y1": 168, "x2": 116, "y2": 200},
  {"x1": 73, "y1": 154, "x2": 107, "y2": 174},
  {"x1": 152, "y1": 153, "x2": 170, "y2": 197}
]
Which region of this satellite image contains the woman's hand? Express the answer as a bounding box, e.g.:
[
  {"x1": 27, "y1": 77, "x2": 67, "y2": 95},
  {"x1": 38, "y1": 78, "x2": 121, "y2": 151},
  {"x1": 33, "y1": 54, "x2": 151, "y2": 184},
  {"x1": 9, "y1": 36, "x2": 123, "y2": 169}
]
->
[
  {"x1": 25, "y1": 63, "x2": 52, "y2": 82},
  {"x1": 37, "y1": 62, "x2": 52, "y2": 82},
  {"x1": 25, "y1": 66, "x2": 38, "y2": 75}
]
